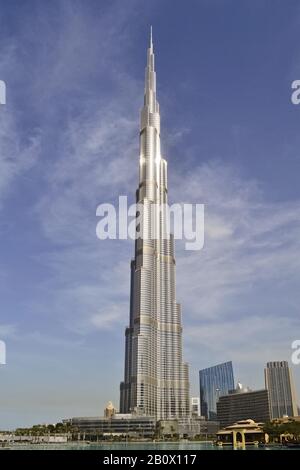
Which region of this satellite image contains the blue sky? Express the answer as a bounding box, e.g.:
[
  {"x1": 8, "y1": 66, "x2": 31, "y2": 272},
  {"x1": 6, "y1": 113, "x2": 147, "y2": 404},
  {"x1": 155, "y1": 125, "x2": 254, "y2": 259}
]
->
[{"x1": 0, "y1": 0, "x2": 300, "y2": 429}]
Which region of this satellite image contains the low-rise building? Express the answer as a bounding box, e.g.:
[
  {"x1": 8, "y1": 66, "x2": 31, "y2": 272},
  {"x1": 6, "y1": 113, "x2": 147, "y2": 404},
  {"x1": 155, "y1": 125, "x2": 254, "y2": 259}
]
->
[
  {"x1": 64, "y1": 414, "x2": 156, "y2": 438},
  {"x1": 216, "y1": 419, "x2": 268, "y2": 447},
  {"x1": 158, "y1": 417, "x2": 219, "y2": 438},
  {"x1": 217, "y1": 386, "x2": 270, "y2": 428}
]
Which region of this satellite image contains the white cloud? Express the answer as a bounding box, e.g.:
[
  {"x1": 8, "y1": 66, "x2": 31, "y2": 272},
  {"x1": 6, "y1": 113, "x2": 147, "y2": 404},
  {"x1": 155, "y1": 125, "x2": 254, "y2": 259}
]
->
[
  {"x1": 171, "y1": 162, "x2": 300, "y2": 323},
  {"x1": 90, "y1": 303, "x2": 128, "y2": 331}
]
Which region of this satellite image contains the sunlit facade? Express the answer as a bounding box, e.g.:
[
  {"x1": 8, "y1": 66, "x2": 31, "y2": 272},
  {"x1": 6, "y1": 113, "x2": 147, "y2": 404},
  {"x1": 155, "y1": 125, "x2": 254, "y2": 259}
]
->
[
  {"x1": 119, "y1": 30, "x2": 190, "y2": 420},
  {"x1": 264, "y1": 361, "x2": 298, "y2": 419}
]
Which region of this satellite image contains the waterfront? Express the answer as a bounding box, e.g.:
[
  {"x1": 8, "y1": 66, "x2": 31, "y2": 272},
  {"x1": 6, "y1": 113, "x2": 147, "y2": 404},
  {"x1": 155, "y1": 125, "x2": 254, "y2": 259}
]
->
[{"x1": 1, "y1": 441, "x2": 298, "y2": 451}]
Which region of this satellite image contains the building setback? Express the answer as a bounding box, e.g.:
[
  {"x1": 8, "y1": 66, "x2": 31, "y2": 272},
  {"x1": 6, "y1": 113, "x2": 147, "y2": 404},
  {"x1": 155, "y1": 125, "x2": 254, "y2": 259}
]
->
[
  {"x1": 119, "y1": 29, "x2": 190, "y2": 420},
  {"x1": 264, "y1": 361, "x2": 298, "y2": 419},
  {"x1": 217, "y1": 389, "x2": 270, "y2": 428}
]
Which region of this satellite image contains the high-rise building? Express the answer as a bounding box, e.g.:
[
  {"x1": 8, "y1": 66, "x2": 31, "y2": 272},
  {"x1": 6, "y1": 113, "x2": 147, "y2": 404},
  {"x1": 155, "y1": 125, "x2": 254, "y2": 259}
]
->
[
  {"x1": 119, "y1": 29, "x2": 190, "y2": 420},
  {"x1": 191, "y1": 397, "x2": 201, "y2": 417},
  {"x1": 200, "y1": 361, "x2": 234, "y2": 420},
  {"x1": 264, "y1": 361, "x2": 298, "y2": 419},
  {"x1": 217, "y1": 387, "x2": 270, "y2": 428}
]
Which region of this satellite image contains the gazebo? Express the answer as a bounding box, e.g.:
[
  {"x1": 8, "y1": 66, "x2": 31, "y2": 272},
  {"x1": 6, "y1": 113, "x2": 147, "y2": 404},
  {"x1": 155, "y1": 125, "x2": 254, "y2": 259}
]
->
[{"x1": 216, "y1": 419, "x2": 269, "y2": 447}]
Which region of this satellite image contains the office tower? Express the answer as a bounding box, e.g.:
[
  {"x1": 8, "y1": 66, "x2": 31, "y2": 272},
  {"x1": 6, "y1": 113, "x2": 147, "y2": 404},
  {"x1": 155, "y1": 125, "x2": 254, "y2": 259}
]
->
[
  {"x1": 217, "y1": 387, "x2": 270, "y2": 428},
  {"x1": 264, "y1": 361, "x2": 298, "y2": 419},
  {"x1": 119, "y1": 29, "x2": 190, "y2": 420},
  {"x1": 191, "y1": 397, "x2": 201, "y2": 417},
  {"x1": 200, "y1": 361, "x2": 234, "y2": 420}
]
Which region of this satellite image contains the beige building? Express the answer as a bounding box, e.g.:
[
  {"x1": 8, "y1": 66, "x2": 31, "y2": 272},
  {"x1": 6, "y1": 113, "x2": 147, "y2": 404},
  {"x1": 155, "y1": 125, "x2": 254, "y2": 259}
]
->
[
  {"x1": 216, "y1": 419, "x2": 268, "y2": 447},
  {"x1": 104, "y1": 401, "x2": 116, "y2": 419},
  {"x1": 264, "y1": 361, "x2": 298, "y2": 419}
]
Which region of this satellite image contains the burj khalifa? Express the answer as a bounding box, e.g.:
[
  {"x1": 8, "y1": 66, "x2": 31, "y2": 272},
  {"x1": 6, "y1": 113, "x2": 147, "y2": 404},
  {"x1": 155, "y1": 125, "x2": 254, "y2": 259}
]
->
[{"x1": 120, "y1": 29, "x2": 190, "y2": 420}]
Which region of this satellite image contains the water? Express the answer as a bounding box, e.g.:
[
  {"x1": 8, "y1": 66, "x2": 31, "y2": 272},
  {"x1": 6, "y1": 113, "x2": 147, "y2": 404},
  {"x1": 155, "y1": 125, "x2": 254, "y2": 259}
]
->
[{"x1": 1, "y1": 441, "x2": 293, "y2": 451}]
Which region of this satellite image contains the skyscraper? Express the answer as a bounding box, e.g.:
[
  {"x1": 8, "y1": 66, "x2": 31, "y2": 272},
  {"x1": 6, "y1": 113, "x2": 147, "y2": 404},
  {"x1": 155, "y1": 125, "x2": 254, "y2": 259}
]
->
[
  {"x1": 191, "y1": 397, "x2": 201, "y2": 417},
  {"x1": 264, "y1": 361, "x2": 298, "y2": 419},
  {"x1": 200, "y1": 361, "x2": 234, "y2": 420},
  {"x1": 119, "y1": 30, "x2": 190, "y2": 420}
]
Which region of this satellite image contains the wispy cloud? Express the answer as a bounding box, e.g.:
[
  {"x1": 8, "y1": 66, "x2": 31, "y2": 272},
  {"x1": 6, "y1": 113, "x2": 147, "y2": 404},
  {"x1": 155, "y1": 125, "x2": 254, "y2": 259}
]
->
[
  {"x1": 12, "y1": 1, "x2": 146, "y2": 337},
  {"x1": 35, "y1": 108, "x2": 138, "y2": 245},
  {"x1": 0, "y1": 109, "x2": 41, "y2": 208},
  {"x1": 172, "y1": 161, "x2": 300, "y2": 318},
  {"x1": 169, "y1": 161, "x2": 300, "y2": 389},
  {"x1": 0, "y1": 36, "x2": 42, "y2": 208},
  {"x1": 90, "y1": 302, "x2": 129, "y2": 331}
]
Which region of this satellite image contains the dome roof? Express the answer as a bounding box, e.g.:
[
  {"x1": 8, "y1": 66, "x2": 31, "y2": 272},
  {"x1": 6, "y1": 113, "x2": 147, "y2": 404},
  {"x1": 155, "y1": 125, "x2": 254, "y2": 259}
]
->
[
  {"x1": 106, "y1": 401, "x2": 115, "y2": 409},
  {"x1": 236, "y1": 381, "x2": 243, "y2": 390}
]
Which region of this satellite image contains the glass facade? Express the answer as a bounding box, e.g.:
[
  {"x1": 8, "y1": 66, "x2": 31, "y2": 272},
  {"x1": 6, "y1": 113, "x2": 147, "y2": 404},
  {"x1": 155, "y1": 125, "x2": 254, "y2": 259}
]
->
[
  {"x1": 67, "y1": 416, "x2": 156, "y2": 437},
  {"x1": 199, "y1": 361, "x2": 234, "y2": 420}
]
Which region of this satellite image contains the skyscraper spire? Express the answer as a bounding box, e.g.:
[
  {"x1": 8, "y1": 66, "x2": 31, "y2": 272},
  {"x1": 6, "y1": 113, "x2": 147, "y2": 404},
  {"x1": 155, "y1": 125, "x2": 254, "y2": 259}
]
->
[
  {"x1": 150, "y1": 25, "x2": 153, "y2": 50},
  {"x1": 143, "y1": 27, "x2": 159, "y2": 132},
  {"x1": 120, "y1": 31, "x2": 190, "y2": 420}
]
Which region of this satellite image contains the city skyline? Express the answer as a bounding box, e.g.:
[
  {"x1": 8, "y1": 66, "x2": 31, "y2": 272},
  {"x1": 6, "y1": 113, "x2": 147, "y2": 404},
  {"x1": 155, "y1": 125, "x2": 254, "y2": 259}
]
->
[{"x1": 0, "y1": 0, "x2": 300, "y2": 429}]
